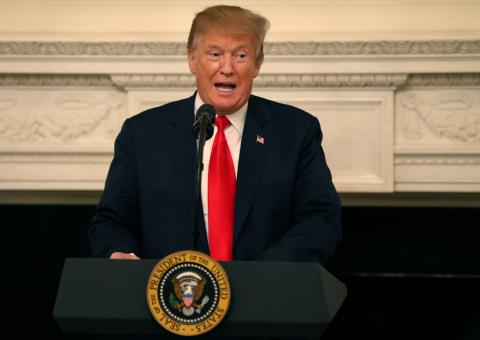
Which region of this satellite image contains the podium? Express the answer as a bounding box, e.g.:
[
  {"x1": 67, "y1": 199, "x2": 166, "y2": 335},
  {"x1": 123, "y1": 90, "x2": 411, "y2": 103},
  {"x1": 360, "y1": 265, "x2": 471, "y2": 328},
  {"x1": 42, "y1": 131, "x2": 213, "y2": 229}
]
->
[{"x1": 53, "y1": 258, "x2": 346, "y2": 338}]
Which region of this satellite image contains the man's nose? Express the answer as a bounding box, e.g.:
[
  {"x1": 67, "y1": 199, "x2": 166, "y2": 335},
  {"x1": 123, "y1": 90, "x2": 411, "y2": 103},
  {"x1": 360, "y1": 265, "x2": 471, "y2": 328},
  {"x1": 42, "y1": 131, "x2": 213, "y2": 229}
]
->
[{"x1": 220, "y1": 55, "x2": 233, "y2": 75}]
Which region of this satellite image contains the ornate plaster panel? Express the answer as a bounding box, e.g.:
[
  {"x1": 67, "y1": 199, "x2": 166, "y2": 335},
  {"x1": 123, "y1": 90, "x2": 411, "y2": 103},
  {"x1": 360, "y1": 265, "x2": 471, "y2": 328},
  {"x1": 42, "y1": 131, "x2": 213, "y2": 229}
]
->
[
  {"x1": 394, "y1": 76, "x2": 480, "y2": 192},
  {"x1": 0, "y1": 90, "x2": 124, "y2": 148},
  {"x1": 395, "y1": 89, "x2": 480, "y2": 147},
  {"x1": 0, "y1": 89, "x2": 125, "y2": 190}
]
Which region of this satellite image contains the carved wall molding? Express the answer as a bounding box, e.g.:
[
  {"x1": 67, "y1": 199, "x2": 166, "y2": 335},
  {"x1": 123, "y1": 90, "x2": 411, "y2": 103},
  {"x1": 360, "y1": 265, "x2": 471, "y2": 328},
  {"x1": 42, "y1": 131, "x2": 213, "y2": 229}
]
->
[
  {"x1": 255, "y1": 74, "x2": 408, "y2": 88},
  {"x1": 0, "y1": 74, "x2": 113, "y2": 87},
  {"x1": 111, "y1": 74, "x2": 195, "y2": 88},
  {"x1": 406, "y1": 73, "x2": 480, "y2": 87},
  {"x1": 395, "y1": 156, "x2": 480, "y2": 165},
  {"x1": 111, "y1": 73, "x2": 408, "y2": 88},
  {"x1": 0, "y1": 153, "x2": 112, "y2": 164},
  {"x1": 0, "y1": 41, "x2": 187, "y2": 56},
  {"x1": 4, "y1": 73, "x2": 480, "y2": 89},
  {"x1": 265, "y1": 40, "x2": 480, "y2": 56},
  {"x1": 1, "y1": 40, "x2": 480, "y2": 57},
  {"x1": 395, "y1": 153, "x2": 480, "y2": 192}
]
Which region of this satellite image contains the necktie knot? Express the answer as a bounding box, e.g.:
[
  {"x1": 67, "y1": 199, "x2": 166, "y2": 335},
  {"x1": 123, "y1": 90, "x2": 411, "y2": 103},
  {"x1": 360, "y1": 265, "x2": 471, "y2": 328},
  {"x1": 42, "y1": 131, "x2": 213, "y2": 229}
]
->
[{"x1": 215, "y1": 115, "x2": 230, "y2": 131}]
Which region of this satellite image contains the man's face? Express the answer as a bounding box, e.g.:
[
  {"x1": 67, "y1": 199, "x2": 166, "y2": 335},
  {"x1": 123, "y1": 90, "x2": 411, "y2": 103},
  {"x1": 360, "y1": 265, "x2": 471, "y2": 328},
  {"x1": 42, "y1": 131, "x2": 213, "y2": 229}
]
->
[{"x1": 188, "y1": 31, "x2": 261, "y2": 115}]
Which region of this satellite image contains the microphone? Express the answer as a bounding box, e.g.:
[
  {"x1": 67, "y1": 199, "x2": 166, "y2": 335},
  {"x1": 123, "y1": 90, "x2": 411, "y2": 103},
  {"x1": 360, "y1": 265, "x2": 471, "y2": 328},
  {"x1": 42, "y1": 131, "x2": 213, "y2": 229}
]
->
[
  {"x1": 193, "y1": 104, "x2": 216, "y2": 141},
  {"x1": 192, "y1": 103, "x2": 216, "y2": 252}
]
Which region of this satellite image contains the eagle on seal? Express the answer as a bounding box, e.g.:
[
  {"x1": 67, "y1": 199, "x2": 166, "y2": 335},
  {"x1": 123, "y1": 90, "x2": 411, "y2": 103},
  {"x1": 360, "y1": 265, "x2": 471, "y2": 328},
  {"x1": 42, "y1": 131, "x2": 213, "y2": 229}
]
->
[{"x1": 172, "y1": 271, "x2": 207, "y2": 315}]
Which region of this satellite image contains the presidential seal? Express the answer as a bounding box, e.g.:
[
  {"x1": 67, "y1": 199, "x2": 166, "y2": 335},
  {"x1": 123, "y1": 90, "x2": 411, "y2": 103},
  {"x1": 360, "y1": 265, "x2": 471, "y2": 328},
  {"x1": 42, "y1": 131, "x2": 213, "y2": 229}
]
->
[{"x1": 146, "y1": 250, "x2": 231, "y2": 336}]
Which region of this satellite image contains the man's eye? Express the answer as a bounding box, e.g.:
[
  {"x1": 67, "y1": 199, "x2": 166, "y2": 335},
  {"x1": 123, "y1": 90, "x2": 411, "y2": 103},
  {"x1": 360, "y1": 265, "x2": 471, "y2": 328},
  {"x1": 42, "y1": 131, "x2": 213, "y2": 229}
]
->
[
  {"x1": 235, "y1": 52, "x2": 248, "y2": 61},
  {"x1": 208, "y1": 52, "x2": 221, "y2": 59}
]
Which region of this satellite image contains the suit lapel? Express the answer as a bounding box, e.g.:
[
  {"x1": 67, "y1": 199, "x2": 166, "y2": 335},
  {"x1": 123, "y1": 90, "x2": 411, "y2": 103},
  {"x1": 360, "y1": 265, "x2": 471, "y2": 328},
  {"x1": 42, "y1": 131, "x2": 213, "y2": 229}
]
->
[
  {"x1": 234, "y1": 95, "x2": 270, "y2": 243},
  {"x1": 168, "y1": 94, "x2": 197, "y2": 226}
]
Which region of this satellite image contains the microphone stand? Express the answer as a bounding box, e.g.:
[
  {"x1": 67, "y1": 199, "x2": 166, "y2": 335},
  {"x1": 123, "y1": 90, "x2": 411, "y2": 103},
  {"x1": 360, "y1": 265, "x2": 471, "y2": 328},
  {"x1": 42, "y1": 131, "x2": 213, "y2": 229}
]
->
[{"x1": 193, "y1": 114, "x2": 211, "y2": 251}]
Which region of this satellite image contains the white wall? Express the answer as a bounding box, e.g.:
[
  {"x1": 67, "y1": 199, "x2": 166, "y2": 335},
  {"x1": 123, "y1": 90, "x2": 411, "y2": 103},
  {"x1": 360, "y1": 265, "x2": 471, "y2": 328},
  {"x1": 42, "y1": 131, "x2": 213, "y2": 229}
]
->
[{"x1": 1, "y1": 0, "x2": 480, "y2": 39}]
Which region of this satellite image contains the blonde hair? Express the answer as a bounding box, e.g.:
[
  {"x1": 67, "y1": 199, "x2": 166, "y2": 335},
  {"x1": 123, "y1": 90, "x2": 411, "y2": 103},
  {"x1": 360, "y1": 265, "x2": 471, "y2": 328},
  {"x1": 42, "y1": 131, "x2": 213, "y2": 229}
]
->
[{"x1": 187, "y1": 5, "x2": 270, "y2": 65}]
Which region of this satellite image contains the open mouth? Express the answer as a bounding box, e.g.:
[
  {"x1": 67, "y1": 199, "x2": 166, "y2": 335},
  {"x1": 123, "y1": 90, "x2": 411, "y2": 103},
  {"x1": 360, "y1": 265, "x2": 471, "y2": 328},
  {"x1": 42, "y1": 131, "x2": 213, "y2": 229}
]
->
[{"x1": 215, "y1": 83, "x2": 237, "y2": 91}]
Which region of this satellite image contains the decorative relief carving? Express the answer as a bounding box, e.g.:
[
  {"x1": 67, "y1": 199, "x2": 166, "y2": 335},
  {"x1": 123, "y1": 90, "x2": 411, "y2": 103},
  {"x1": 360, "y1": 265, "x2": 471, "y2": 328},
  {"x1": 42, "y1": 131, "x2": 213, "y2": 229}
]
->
[
  {"x1": 264, "y1": 40, "x2": 480, "y2": 56},
  {"x1": 0, "y1": 41, "x2": 187, "y2": 56},
  {"x1": 111, "y1": 74, "x2": 195, "y2": 88},
  {"x1": 0, "y1": 73, "x2": 412, "y2": 89},
  {"x1": 399, "y1": 92, "x2": 480, "y2": 143},
  {"x1": 256, "y1": 74, "x2": 408, "y2": 88},
  {"x1": 0, "y1": 74, "x2": 112, "y2": 87},
  {"x1": 406, "y1": 74, "x2": 480, "y2": 87},
  {"x1": 111, "y1": 73, "x2": 408, "y2": 88},
  {"x1": 1, "y1": 40, "x2": 479, "y2": 56},
  {"x1": 0, "y1": 92, "x2": 123, "y2": 143},
  {"x1": 3, "y1": 73, "x2": 480, "y2": 90}
]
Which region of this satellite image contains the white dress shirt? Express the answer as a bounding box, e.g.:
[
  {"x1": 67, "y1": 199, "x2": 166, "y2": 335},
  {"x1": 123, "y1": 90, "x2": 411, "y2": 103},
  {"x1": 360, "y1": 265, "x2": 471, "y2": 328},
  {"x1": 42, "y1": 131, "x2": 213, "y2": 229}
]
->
[{"x1": 195, "y1": 94, "x2": 247, "y2": 237}]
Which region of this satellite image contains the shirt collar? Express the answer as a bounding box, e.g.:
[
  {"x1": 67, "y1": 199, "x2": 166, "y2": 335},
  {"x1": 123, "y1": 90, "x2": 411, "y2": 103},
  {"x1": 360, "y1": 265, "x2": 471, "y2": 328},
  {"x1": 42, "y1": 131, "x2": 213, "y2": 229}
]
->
[{"x1": 194, "y1": 93, "x2": 247, "y2": 138}]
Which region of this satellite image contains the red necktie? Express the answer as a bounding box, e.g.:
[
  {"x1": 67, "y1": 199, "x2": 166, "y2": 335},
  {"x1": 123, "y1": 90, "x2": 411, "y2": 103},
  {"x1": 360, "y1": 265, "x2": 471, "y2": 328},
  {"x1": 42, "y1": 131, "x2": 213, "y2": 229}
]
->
[{"x1": 208, "y1": 115, "x2": 235, "y2": 261}]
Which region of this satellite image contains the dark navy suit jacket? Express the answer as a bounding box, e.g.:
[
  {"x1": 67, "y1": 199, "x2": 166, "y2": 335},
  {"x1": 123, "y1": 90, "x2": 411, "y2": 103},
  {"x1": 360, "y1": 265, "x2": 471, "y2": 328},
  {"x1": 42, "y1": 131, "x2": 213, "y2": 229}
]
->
[{"x1": 88, "y1": 93, "x2": 341, "y2": 264}]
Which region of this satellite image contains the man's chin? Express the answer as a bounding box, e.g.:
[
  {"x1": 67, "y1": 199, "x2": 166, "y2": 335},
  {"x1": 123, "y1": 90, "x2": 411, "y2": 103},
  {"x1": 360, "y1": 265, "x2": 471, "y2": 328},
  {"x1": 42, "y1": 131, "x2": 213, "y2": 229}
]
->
[{"x1": 211, "y1": 100, "x2": 242, "y2": 115}]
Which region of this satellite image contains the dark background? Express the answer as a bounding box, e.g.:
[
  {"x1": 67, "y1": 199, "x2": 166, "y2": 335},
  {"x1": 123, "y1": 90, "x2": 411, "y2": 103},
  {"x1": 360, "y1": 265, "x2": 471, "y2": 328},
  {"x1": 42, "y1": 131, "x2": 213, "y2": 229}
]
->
[{"x1": 0, "y1": 203, "x2": 479, "y2": 339}]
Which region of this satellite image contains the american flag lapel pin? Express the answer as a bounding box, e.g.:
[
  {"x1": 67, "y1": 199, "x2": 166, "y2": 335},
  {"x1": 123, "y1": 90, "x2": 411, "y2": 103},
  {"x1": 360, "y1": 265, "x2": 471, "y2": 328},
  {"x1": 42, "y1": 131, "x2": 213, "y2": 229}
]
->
[{"x1": 256, "y1": 134, "x2": 265, "y2": 144}]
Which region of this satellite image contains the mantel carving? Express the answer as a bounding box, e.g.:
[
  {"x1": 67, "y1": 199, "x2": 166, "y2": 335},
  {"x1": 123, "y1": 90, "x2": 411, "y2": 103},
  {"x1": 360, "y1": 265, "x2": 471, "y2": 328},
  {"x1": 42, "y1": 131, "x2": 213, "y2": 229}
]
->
[
  {"x1": 0, "y1": 41, "x2": 187, "y2": 56},
  {"x1": 1, "y1": 40, "x2": 479, "y2": 57},
  {"x1": 1, "y1": 38, "x2": 480, "y2": 196},
  {"x1": 399, "y1": 92, "x2": 480, "y2": 143},
  {"x1": 0, "y1": 153, "x2": 111, "y2": 164},
  {"x1": 406, "y1": 74, "x2": 480, "y2": 87},
  {"x1": 395, "y1": 156, "x2": 480, "y2": 165},
  {"x1": 111, "y1": 74, "x2": 195, "y2": 88},
  {"x1": 4, "y1": 73, "x2": 480, "y2": 89},
  {"x1": 264, "y1": 40, "x2": 480, "y2": 56},
  {"x1": 0, "y1": 74, "x2": 113, "y2": 87},
  {"x1": 0, "y1": 92, "x2": 122, "y2": 143},
  {"x1": 111, "y1": 73, "x2": 408, "y2": 88},
  {"x1": 255, "y1": 74, "x2": 408, "y2": 88}
]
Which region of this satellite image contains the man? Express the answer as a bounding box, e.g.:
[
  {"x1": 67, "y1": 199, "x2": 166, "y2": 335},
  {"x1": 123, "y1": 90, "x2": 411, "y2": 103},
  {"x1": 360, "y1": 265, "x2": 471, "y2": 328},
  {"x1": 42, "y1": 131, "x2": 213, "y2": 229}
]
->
[{"x1": 88, "y1": 5, "x2": 341, "y2": 265}]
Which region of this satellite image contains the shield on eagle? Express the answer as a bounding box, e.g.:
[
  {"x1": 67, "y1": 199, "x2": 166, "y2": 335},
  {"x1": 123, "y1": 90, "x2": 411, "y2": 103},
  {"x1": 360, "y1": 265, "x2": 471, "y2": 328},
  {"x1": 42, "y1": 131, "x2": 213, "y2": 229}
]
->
[{"x1": 183, "y1": 293, "x2": 194, "y2": 307}]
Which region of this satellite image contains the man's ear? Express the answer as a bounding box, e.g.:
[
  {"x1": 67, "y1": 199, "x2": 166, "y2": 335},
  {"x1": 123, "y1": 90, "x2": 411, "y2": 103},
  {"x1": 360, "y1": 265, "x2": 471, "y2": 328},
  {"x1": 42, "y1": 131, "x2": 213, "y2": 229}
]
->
[
  {"x1": 253, "y1": 63, "x2": 261, "y2": 78},
  {"x1": 187, "y1": 50, "x2": 197, "y2": 75}
]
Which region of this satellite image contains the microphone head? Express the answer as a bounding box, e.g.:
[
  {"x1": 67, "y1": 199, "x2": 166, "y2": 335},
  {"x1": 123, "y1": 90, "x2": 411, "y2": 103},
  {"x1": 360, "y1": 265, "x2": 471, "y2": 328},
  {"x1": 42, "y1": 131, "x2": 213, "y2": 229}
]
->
[
  {"x1": 193, "y1": 104, "x2": 216, "y2": 140},
  {"x1": 197, "y1": 103, "x2": 216, "y2": 119}
]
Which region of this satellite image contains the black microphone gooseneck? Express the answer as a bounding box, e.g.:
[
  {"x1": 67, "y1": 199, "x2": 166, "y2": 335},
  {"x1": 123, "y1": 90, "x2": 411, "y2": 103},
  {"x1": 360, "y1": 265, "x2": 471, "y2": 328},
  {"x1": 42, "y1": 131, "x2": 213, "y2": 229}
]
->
[{"x1": 192, "y1": 103, "x2": 216, "y2": 250}]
